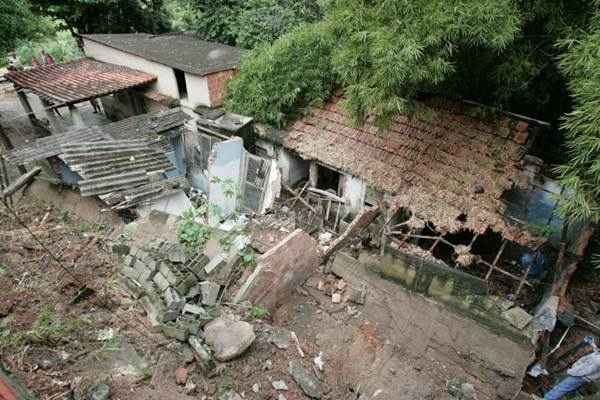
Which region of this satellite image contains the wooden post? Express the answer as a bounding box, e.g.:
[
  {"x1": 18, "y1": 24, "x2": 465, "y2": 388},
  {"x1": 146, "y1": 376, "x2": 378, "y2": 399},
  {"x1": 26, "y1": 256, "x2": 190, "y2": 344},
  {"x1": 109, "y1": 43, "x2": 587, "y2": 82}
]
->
[{"x1": 485, "y1": 240, "x2": 507, "y2": 281}]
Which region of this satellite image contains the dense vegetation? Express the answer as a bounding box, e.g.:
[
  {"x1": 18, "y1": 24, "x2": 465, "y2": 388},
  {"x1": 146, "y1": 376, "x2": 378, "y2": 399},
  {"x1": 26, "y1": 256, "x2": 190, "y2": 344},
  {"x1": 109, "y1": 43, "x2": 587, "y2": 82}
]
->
[
  {"x1": 2, "y1": 0, "x2": 600, "y2": 237},
  {"x1": 166, "y1": 0, "x2": 323, "y2": 48}
]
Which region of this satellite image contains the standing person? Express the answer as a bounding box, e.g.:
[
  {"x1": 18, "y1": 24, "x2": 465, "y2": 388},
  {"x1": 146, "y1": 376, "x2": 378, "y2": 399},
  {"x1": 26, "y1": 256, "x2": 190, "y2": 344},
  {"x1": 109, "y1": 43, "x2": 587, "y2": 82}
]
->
[{"x1": 544, "y1": 350, "x2": 600, "y2": 399}]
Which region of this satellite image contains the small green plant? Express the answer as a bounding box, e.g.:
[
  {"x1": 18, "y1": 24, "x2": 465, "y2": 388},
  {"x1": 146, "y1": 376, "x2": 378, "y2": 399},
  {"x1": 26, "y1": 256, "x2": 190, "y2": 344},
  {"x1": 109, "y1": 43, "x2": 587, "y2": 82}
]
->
[
  {"x1": 239, "y1": 246, "x2": 257, "y2": 269},
  {"x1": 0, "y1": 263, "x2": 7, "y2": 275},
  {"x1": 178, "y1": 208, "x2": 212, "y2": 250},
  {"x1": 248, "y1": 305, "x2": 269, "y2": 320},
  {"x1": 1, "y1": 310, "x2": 87, "y2": 349},
  {"x1": 78, "y1": 221, "x2": 108, "y2": 233}
]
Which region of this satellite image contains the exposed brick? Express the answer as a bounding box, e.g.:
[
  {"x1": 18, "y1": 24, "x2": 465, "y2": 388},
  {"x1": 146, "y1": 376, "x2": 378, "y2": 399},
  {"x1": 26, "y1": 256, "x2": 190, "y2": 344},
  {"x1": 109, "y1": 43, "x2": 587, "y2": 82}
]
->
[{"x1": 207, "y1": 69, "x2": 237, "y2": 107}]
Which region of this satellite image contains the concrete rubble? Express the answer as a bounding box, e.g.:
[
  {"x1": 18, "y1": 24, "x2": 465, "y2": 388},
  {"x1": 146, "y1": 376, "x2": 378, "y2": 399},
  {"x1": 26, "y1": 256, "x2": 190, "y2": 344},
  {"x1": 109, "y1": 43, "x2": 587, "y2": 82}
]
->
[
  {"x1": 116, "y1": 229, "x2": 258, "y2": 365},
  {"x1": 234, "y1": 229, "x2": 322, "y2": 311}
]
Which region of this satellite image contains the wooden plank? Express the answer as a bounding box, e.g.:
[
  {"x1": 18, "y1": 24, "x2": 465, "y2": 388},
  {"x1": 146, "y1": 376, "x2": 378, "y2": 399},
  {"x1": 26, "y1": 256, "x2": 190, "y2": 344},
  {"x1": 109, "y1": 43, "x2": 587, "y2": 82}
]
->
[{"x1": 1, "y1": 167, "x2": 42, "y2": 199}]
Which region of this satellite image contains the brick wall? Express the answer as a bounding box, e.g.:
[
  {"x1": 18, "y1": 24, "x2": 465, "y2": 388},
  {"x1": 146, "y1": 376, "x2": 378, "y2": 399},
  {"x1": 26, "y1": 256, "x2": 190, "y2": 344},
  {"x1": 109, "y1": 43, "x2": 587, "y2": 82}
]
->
[{"x1": 207, "y1": 69, "x2": 237, "y2": 107}]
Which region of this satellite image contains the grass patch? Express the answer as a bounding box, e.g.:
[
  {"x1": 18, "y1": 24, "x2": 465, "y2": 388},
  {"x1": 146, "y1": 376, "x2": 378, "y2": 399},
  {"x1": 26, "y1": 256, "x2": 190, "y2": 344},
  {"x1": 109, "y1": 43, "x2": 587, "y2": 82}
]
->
[
  {"x1": 0, "y1": 310, "x2": 88, "y2": 349},
  {"x1": 247, "y1": 305, "x2": 269, "y2": 320}
]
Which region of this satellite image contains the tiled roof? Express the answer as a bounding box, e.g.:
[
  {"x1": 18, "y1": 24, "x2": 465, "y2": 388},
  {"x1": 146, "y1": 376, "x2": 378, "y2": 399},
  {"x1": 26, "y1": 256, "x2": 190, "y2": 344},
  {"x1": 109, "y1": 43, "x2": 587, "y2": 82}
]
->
[
  {"x1": 81, "y1": 33, "x2": 241, "y2": 76},
  {"x1": 4, "y1": 58, "x2": 156, "y2": 106},
  {"x1": 4, "y1": 108, "x2": 189, "y2": 166},
  {"x1": 284, "y1": 97, "x2": 538, "y2": 242}
]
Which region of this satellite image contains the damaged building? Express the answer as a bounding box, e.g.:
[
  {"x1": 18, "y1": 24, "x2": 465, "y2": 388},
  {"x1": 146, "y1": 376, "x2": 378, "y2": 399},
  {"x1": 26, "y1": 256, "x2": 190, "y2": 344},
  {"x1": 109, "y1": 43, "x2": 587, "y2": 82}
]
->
[{"x1": 0, "y1": 33, "x2": 580, "y2": 400}]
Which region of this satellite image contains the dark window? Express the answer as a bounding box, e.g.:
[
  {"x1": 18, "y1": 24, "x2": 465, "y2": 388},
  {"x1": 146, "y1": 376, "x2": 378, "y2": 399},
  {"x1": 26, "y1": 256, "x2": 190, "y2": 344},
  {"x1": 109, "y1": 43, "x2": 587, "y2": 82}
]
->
[
  {"x1": 317, "y1": 164, "x2": 341, "y2": 193},
  {"x1": 174, "y1": 68, "x2": 188, "y2": 99}
]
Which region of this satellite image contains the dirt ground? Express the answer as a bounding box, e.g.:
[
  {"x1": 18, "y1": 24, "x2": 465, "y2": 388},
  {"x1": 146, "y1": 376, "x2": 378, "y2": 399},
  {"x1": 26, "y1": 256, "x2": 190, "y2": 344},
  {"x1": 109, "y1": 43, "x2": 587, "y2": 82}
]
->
[{"x1": 0, "y1": 85, "x2": 536, "y2": 400}]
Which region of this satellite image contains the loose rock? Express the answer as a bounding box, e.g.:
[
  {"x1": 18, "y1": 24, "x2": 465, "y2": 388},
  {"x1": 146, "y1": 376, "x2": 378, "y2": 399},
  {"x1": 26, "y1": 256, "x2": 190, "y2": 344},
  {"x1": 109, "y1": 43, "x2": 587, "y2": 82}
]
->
[
  {"x1": 87, "y1": 383, "x2": 110, "y2": 400},
  {"x1": 175, "y1": 367, "x2": 188, "y2": 385},
  {"x1": 219, "y1": 391, "x2": 243, "y2": 400},
  {"x1": 204, "y1": 317, "x2": 256, "y2": 361},
  {"x1": 288, "y1": 360, "x2": 322, "y2": 399},
  {"x1": 272, "y1": 380, "x2": 289, "y2": 391}
]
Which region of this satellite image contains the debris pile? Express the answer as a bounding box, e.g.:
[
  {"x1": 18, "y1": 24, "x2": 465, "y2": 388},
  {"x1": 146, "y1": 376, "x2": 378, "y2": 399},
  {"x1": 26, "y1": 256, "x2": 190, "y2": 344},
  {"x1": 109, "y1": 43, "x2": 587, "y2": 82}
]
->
[{"x1": 116, "y1": 234, "x2": 254, "y2": 363}]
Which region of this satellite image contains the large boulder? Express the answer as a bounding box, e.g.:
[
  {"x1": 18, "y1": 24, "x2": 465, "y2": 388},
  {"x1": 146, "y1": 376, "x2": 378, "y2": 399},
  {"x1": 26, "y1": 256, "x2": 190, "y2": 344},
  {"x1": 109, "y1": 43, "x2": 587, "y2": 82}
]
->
[{"x1": 204, "y1": 317, "x2": 255, "y2": 361}]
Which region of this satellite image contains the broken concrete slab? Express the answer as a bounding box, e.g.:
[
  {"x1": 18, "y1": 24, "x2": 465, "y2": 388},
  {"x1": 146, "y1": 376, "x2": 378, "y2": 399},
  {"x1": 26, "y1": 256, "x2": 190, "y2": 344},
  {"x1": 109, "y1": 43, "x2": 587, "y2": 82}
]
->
[
  {"x1": 288, "y1": 360, "x2": 322, "y2": 399},
  {"x1": 234, "y1": 229, "x2": 322, "y2": 311},
  {"x1": 200, "y1": 281, "x2": 221, "y2": 306},
  {"x1": 203, "y1": 317, "x2": 255, "y2": 361}
]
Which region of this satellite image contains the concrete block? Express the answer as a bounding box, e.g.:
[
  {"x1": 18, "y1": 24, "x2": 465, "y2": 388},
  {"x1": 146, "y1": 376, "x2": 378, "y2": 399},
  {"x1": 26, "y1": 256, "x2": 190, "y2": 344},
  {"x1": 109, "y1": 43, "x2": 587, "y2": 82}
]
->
[
  {"x1": 140, "y1": 293, "x2": 166, "y2": 327},
  {"x1": 205, "y1": 253, "x2": 226, "y2": 275},
  {"x1": 234, "y1": 229, "x2": 322, "y2": 311},
  {"x1": 200, "y1": 281, "x2": 221, "y2": 306},
  {"x1": 159, "y1": 262, "x2": 179, "y2": 285},
  {"x1": 165, "y1": 287, "x2": 184, "y2": 312},
  {"x1": 117, "y1": 276, "x2": 145, "y2": 299},
  {"x1": 153, "y1": 272, "x2": 171, "y2": 292},
  {"x1": 189, "y1": 254, "x2": 210, "y2": 277},
  {"x1": 121, "y1": 263, "x2": 140, "y2": 281},
  {"x1": 175, "y1": 274, "x2": 198, "y2": 296},
  {"x1": 182, "y1": 303, "x2": 213, "y2": 325},
  {"x1": 502, "y1": 307, "x2": 533, "y2": 330}
]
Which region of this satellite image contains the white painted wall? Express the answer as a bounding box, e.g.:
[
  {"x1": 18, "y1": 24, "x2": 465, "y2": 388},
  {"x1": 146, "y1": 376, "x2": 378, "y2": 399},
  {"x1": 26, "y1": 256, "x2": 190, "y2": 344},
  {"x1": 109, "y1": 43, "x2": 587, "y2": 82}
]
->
[
  {"x1": 276, "y1": 148, "x2": 309, "y2": 186},
  {"x1": 341, "y1": 174, "x2": 367, "y2": 215},
  {"x1": 182, "y1": 73, "x2": 211, "y2": 109},
  {"x1": 83, "y1": 39, "x2": 212, "y2": 109}
]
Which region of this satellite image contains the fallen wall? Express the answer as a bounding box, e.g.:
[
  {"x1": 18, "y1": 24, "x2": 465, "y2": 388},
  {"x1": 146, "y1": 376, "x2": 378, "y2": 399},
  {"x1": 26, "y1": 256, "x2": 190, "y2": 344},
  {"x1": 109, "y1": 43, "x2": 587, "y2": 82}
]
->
[
  {"x1": 329, "y1": 251, "x2": 535, "y2": 399},
  {"x1": 234, "y1": 229, "x2": 322, "y2": 310}
]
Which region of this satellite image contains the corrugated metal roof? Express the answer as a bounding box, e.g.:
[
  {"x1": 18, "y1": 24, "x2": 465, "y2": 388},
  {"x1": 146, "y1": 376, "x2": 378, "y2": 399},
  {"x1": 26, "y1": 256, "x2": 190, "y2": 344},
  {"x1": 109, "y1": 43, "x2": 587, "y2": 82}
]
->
[
  {"x1": 4, "y1": 108, "x2": 189, "y2": 166},
  {"x1": 3, "y1": 58, "x2": 156, "y2": 106}
]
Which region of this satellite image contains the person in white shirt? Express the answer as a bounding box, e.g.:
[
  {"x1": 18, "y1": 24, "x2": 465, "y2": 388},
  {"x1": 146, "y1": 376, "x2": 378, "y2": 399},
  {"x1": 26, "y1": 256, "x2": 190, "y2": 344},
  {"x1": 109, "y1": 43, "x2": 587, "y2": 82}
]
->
[{"x1": 544, "y1": 350, "x2": 600, "y2": 399}]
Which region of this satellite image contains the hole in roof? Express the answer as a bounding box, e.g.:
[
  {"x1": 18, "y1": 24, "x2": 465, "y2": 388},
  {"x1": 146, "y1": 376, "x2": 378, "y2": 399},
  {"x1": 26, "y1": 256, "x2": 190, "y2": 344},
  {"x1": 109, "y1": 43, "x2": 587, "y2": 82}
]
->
[{"x1": 457, "y1": 213, "x2": 467, "y2": 223}]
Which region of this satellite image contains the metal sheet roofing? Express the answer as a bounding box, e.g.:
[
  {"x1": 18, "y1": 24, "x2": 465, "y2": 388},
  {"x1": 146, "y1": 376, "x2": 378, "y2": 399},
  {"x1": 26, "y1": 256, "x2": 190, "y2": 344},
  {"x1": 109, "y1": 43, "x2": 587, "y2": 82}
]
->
[
  {"x1": 3, "y1": 58, "x2": 156, "y2": 106},
  {"x1": 81, "y1": 33, "x2": 241, "y2": 76},
  {"x1": 4, "y1": 108, "x2": 189, "y2": 166},
  {"x1": 284, "y1": 96, "x2": 537, "y2": 243}
]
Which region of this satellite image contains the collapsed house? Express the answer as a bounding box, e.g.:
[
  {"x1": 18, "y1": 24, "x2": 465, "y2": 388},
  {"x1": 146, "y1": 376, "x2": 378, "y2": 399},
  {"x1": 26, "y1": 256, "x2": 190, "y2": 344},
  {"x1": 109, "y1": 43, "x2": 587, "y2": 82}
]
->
[
  {"x1": 251, "y1": 96, "x2": 566, "y2": 302},
  {"x1": 1, "y1": 34, "x2": 579, "y2": 399}
]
